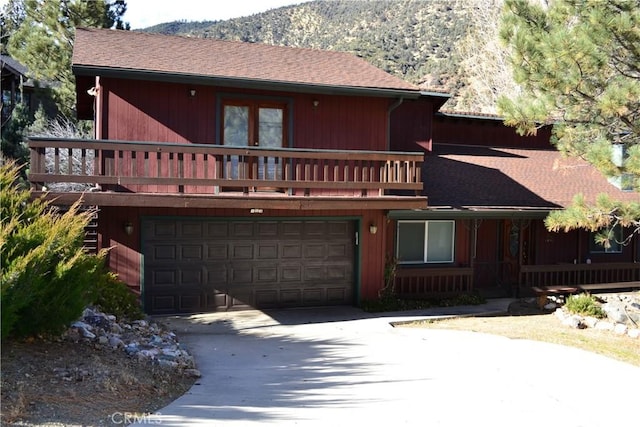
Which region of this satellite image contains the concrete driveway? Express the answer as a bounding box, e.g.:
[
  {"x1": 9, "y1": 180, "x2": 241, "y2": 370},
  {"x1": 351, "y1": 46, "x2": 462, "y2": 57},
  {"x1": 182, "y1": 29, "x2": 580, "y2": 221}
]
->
[{"x1": 135, "y1": 301, "x2": 640, "y2": 427}]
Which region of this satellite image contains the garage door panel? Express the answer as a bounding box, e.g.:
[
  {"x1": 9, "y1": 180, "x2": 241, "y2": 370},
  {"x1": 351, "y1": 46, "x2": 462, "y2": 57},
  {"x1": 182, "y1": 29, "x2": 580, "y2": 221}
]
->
[
  {"x1": 303, "y1": 265, "x2": 326, "y2": 281},
  {"x1": 255, "y1": 265, "x2": 278, "y2": 282},
  {"x1": 180, "y1": 222, "x2": 203, "y2": 237},
  {"x1": 280, "y1": 289, "x2": 301, "y2": 305},
  {"x1": 207, "y1": 264, "x2": 228, "y2": 284},
  {"x1": 302, "y1": 289, "x2": 324, "y2": 304},
  {"x1": 231, "y1": 243, "x2": 253, "y2": 259},
  {"x1": 231, "y1": 222, "x2": 254, "y2": 237},
  {"x1": 180, "y1": 268, "x2": 204, "y2": 286},
  {"x1": 327, "y1": 265, "x2": 351, "y2": 280},
  {"x1": 281, "y1": 243, "x2": 302, "y2": 258},
  {"x1": 257, "y1": 243, "x2": 278, "y2": 259},
  {"x1": 282, "y1": 221, "x2": 303, "y2": 236},
  {"x1": 152, "y1": 245, "x2": 176, "y2": 261},
  {"x1": 327, "y1": 287, "x2": 348, "y2": 302},
  {"x1": 255, "y1": 289, "x2": 279, "y2": 307},
  {"x1": 328, "y1": 221, "x2": 349, "y2": 236},
  {"x1": 178, "y1": 294, "x2": 203, "y2": 312},
  {"x1": 144, "y1": 219, "x2": 355, "y2": 314},
  {"x1": 257, "y1": 222, "x2": 278, "y2": 237},
  {"x1": 151, "y1": 295, "x2": 177, "y2": 312},
  {"x1": 230, "y1": 267, "x2": 253, "y2": 283},
  {"x1": 304, "y1": 221, "x2": 325, "y2": 236},
  {"x1": 152, "y1": 269, "x2": 177, "y2": 286},
  {"x1": 206, "y1": 222, "x2": 228, "y2": 238},
  {"x1": 153, "y1": 222, "x2": 177, "y2": 237},
  {"x1": 280, "y1": 265, "x2": 302, "y2": 281},
  {"x1": 206, "y1": 292, "x2": 228, "y2": 310},
  {"x1": 207, "y1": 244, "x2": 228, "y2": 260},
  {"x1": 303, "y1": 243, "x2": 326, "y2": 258},
  {"x1": 327, "y1": 243, "x2": 349, "y2": 258},
  {"x1": 181, "y1": 245, "x2": 203, "y2": 260}
]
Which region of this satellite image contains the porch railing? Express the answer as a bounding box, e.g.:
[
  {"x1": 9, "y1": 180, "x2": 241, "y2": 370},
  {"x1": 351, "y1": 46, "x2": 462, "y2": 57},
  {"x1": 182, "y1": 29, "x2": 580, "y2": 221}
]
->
[
  {"x1": 394, "y1": 267, "x2": 474, "y2": 297},
  {"x1": 519, "y1": 263, "x2": 640, "y2": 287},
  {"x1": 28, "y1": 138, "x2": 423, "y2": 196}
]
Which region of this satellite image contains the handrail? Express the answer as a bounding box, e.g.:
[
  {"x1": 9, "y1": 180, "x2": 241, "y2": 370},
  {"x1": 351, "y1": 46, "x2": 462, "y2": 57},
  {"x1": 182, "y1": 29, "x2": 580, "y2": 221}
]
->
[
  {"x1": 520, "y1": 263, "x2": 640, "y2": 286},
  {"x1": 28, "y1": 138, "x2": 424, "y2": 196}
]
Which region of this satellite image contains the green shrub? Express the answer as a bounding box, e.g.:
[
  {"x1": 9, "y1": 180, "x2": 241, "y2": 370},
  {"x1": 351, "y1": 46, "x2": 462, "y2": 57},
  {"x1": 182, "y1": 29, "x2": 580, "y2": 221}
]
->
[
  {"x1": 0, "y1": 162, "x2": 107, "y2": 339},
  {"x1": 94, "y1": 272, "x2": 144, "y2": 321},
  {"x1": 565, "y1": 293, "x2": 606, "y2": 318}
]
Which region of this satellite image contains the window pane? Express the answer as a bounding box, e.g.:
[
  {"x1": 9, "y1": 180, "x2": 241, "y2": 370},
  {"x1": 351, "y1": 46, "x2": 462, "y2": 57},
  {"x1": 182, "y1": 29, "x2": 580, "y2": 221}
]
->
[
  {"x1": 426, "y1": 221, "x2": 454, "y2": 263},
  {"x1": 223, "y1": 105, "x2": 249, "y2": 147},
  {"x1": 589, "y1": 226, "x2": 623, "y2": 253},
  {"x1": 258, "y1": 107, "x2": 283, "y2": 179},
  {"x1": 397, "y1": 222, "x2": 425, "y2": 263},
  {"x1": 258, "y1": 108, "x2": 282, "y2": 148},
  {"x1": 223, "y1": 105, "x2": 249, "y2": 179}
]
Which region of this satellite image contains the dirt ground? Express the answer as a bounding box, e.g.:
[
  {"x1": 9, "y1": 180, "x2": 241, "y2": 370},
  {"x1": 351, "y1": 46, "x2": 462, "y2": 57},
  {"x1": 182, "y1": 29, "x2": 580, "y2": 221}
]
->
[{"x1": 1, "y1": 337, "x2": 196, "y2": 426}]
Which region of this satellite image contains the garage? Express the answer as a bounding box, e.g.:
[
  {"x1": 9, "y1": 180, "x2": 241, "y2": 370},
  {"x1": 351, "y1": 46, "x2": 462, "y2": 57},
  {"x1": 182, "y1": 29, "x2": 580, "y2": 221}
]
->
[{"x1": 142, "y1": 218, "x2": 356, "y2": 314}]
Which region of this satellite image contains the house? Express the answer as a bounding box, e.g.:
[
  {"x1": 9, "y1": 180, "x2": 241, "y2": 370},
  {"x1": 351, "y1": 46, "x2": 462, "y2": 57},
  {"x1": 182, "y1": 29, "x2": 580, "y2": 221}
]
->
[
  {"x1": 28, "y1": 28, "x2": 449, "y2": 314},
  {"x1": 27, "y1": 28, "x2": 639, "y2": 314},
  {"x1": 1, "y1": 54, "x2": 56, "y2": 124},
  {"x1": 387, "y1": 110, "x2": 640, "y2": 298}
]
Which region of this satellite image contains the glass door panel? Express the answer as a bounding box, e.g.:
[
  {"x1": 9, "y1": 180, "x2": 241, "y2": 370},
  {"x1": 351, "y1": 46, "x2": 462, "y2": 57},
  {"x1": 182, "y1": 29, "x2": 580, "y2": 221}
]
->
[
  {"x1": 258, "y1": 107, "x2": 283, "y2": 180},
  {"x1": 223, "y1": 105, "x2": 249, "y2": 179}
]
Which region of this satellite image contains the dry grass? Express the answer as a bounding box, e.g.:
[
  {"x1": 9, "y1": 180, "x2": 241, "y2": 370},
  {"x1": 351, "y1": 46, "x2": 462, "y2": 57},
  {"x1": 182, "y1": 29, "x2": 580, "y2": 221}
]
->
[{"x1": 400, "y1": 313, "x2": 640, "y2": 367}]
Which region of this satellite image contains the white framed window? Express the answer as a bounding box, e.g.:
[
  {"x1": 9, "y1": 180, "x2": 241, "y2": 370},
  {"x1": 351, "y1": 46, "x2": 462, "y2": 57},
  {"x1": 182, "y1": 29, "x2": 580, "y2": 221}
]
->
[
  {"x1": 396, "y1": 220, "x2": 455, "y2": 264},
  {"x1": 589, "y1": 225, "x2": 623, "y2": 254}
]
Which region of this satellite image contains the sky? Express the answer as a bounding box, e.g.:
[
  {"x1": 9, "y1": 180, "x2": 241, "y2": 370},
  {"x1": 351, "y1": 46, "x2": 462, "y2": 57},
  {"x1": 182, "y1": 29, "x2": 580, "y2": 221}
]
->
[{"x1": 123, "y1": 0, "x2": 309, "y2": 29}]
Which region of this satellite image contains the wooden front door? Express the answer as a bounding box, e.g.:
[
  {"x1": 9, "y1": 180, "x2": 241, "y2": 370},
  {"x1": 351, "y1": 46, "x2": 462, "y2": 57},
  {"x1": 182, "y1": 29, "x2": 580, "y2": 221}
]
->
[{"x1": 502, "y1": 220, "x2": 530, "y2": 294}]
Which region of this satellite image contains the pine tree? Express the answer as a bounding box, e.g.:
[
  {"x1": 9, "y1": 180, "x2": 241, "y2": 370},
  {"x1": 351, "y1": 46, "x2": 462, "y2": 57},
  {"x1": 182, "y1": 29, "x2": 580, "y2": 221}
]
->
[
  {"x1": 499, "y1": 0, "x2": 640, "y2": 241},
  {"x1": 6, "y1": 0, "x2": 129, "y2": 118}
]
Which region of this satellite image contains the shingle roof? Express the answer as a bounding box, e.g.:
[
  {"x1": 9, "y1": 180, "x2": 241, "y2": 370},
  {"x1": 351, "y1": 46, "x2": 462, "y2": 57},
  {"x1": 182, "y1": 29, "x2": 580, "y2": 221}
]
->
[
  {"x1": 72, "y1": 28, "x2": 419, "y2": 95},
  {"x1": 423, "y1": 144, "x2": 639, "y2": 210}
]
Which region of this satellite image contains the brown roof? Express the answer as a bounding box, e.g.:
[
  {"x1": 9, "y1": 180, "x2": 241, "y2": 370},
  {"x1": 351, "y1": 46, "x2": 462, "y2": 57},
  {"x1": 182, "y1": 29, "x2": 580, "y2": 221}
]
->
[
  {"x1": 72, "y1": 28, "x2": 419, "y2": 94},
  {"x1": 423, "y1": 144, "x2": 639, "y2": 210}
]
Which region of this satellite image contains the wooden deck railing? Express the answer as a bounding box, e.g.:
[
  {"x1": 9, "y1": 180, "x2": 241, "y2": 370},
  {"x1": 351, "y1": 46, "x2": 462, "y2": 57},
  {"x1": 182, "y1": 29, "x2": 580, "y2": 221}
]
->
[
  {"x1": 520, "y1": 263, "x2": 640, "y2": 287},
  {"x1": 28, "y1": 138, "x2": 423, "y2": 196},
  {"x1": 394, "y1": 267, "x2": 474, "y2": 297}
]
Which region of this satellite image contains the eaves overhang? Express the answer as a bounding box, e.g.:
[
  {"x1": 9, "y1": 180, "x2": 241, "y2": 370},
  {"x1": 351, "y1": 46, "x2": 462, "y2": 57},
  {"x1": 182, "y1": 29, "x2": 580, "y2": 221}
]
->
[
  {"x1": 72, "y1": 65, "x2": 422, "y2": 99},
  {"x1": 388, "y1": 207, "x2": 553, "y2": 220}
]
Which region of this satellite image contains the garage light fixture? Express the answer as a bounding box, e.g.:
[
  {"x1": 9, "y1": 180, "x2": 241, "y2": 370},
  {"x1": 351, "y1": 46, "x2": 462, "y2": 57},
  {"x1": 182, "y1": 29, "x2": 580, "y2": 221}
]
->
[
  {"x1": 369, "y1": 223, "x2": 378, "y2": 235},
  {"x1": 124, "y1": 221, "x2": 134, "y2": 236}
]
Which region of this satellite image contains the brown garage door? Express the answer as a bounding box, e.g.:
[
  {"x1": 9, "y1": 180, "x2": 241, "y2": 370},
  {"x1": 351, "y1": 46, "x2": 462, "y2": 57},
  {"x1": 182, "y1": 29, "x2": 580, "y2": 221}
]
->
[{"x1": 143, "y1": 218, "x2": 355, "y2": 314}]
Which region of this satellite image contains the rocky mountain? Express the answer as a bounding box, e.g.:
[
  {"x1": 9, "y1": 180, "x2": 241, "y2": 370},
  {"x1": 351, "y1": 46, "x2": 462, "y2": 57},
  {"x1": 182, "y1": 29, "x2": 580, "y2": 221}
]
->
[{"x1": 143, "y1": 0, "x2": 513, "y2": 113}]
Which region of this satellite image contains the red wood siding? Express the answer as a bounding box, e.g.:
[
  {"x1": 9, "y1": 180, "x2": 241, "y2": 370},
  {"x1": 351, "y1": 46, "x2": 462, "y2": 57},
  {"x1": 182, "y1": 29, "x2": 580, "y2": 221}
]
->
[
  {"x1": 433, "y1": 115, "x2": 553, "y2": 149},
  {"x1": 98, "y1": 207, "x2": 387, "y2": 302},
  {"x1": 97, "y1": 78, "x2": 395, "y2": 197},
  {"x1": 389, "y1": 98, "x2": 434, "y2": 152},
  {"x1": 100, "y1": 78, "x2": 389, "y2": 150}
]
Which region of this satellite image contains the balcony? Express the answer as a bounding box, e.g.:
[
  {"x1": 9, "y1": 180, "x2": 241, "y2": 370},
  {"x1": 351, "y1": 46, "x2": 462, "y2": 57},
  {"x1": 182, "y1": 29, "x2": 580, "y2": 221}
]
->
[{"x1": 28, "y1": 138, "x2": 427, "y2": 209}]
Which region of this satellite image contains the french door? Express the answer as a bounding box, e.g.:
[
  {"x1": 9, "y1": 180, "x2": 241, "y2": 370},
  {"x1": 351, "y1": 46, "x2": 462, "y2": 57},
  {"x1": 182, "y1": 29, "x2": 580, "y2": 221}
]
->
[{"x1": 222, "y1": 101, "x2": 286, "y2": 182}]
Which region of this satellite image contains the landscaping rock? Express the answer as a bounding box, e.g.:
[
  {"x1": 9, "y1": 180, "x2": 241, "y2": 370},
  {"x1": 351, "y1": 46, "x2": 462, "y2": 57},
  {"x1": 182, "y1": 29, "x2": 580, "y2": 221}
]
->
[
  {"x1": 614, "y1": 323, "x2": 628, "y2": 335},
  {"x1": 628, "y1": 329, "x2": 640, "y2": 339},
  {"x1": 63, "y1": 307, "x2": 196, "y2": 376}
]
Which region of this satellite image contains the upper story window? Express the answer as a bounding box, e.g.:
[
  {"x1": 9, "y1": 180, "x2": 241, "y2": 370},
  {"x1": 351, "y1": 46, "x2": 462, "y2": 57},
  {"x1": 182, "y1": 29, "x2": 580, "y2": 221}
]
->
[
  {"x1": 396, "y1": 220, "x2": 455, "y2": 264},
  {"x1": 589, "y1": 225, "x2": 623, "y2": 254}
]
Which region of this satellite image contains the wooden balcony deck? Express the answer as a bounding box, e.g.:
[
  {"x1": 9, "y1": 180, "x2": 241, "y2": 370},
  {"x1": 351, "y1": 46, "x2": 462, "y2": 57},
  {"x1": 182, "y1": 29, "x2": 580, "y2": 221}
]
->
[{"x1": 28, "y1": 138, "x2": 427, "y2": 209}]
